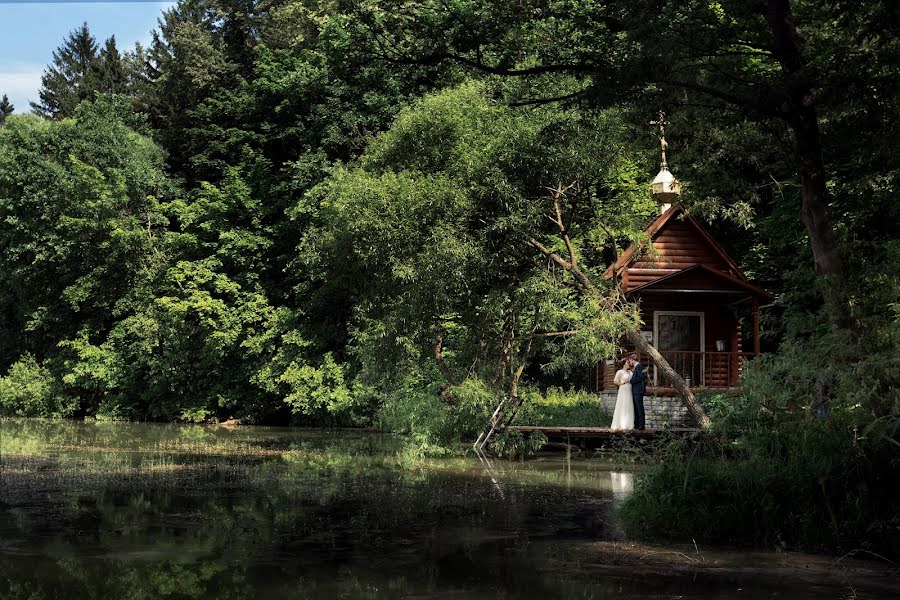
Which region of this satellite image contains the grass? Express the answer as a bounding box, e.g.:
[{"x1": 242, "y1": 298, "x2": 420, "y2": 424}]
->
[{"x1": 513, "y1": 387, "x2": 611, "y2": 427}]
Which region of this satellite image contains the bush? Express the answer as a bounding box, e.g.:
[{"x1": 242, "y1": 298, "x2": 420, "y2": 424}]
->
[
  {"x1": 514, "y1": 386, "x2": 611, "y2": 427},
  {"x1": 491, "y1": 428, "x2": 548, "y2": 461},
  {"x1": 375, "y1": 377, "x2": 495, "y2": 448},
  {"x1": 0, "y1": 355, "x2": 78, "y2": 418},
  {"x1": 376, "y1": 383, "x2": 611, "y2": 458},
  {"x1": 618, "y1": 390, "x2": 900, "y2": 555}
]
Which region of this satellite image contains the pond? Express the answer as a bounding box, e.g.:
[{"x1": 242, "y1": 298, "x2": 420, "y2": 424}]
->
[{"x1": 1, "y1": 419, "x2": 895, "y2": 599}]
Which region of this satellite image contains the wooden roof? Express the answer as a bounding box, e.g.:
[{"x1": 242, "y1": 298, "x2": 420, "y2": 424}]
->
[
  {"x1": 627, "y1": 264, "x2": 775, "y2": 301},
  {"x1": 604, "y1": 204, "x2": 771, "y2": 298}
]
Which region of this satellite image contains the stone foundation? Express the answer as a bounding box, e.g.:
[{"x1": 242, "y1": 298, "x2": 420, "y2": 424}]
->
[{"x1": 598, "y1": 392, "x2": 698, "y2": 429}]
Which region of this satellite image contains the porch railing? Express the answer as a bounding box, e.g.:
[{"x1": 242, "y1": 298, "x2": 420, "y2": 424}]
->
[{"x1": 637, "y1": 351, "x2": 757, "y2": 389}]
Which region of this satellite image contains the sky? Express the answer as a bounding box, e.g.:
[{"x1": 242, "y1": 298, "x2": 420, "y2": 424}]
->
[{"x1": 0, "y1": 1, "x2": 175, "y2": 111}]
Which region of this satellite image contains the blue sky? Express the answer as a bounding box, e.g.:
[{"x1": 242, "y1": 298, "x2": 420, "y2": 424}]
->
[{"x1": 0, "y1": 2, "x2": 175, "y2": 111}]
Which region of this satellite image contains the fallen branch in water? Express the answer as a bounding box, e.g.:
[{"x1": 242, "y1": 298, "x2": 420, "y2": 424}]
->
[
  {"x1": 830, "y1": 549, "x2": 900, "y2": 570},
  {"x1": 638, "y1": 550, "x2": 703, "y2": 563}
]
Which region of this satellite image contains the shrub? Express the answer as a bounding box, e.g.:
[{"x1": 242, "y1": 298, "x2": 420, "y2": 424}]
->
[
  {"x1": 0, "y1": 355, "x2": 77, "y2": 418},
  {"x1": 491, "y1": 428, "x2": 548, "y2": 461},
  {"x1": 514, "y1": 386, "x2": 611, "y2": 427},
  {"x1": 375, "y1": 377, "x2": 494, "y2": 448},
  {"x1": 618, "y1": 397, "x2": 900, "y2": 555}
]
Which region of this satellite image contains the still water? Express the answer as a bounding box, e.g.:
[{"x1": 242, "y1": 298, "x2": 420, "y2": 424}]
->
[{"x1": 0, "y1": 419, "x2": 894, "y2": 599}]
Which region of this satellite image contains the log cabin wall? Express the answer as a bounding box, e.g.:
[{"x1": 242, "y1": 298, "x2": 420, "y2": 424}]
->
[{"x1": 601, "y1": 361, "x2": 617, "y2": 392}]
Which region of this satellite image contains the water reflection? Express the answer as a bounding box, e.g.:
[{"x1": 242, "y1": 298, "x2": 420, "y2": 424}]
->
[
  {"x1": 0, "y1": 419, "x2": 630, "y2": 599},
  {"x1": 609, "y1": 471, "x2": 634, "y2": 499},
  {"x1": 1, "y1": 419, "x2": 888, "y2": 599}
]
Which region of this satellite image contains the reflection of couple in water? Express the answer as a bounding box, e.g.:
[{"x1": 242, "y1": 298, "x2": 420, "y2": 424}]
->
[
  {"x1": 609, "y1": 471, "x2": 634, "y2": 498},
  {"x1": 610, "y1": 353, "x2": 646, "y2": 431}
]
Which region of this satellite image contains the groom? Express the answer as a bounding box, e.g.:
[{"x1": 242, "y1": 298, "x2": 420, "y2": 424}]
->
[{"x1": 629, "y1": 353, "x2": 646, "y2": 430}]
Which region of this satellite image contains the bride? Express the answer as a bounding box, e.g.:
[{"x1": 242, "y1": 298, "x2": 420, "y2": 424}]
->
[{"x1": 610, "y1": 358, "x2": 635, "y2": 430}]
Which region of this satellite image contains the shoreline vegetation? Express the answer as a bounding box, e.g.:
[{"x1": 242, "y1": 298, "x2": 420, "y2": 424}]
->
[
  {"x1": 1, "y1": 0, "x2": 898, "y2": 579},
  {"x1": 4, "y1": 390, "x2": 899, "y2": 564}
]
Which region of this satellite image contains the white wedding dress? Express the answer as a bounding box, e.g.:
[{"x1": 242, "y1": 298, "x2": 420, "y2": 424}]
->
[{"x1": 610, "y1": 369, "x2": 635, "y2": 430}]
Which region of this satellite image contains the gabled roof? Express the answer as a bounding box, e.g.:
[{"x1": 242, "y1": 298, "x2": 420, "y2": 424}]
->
[
  {"x1": 603, "y1": 204, "x2": 746, "y2": 281},
  {"x1": 627, "y1": 264, "x2": 776, "y2": 301}
]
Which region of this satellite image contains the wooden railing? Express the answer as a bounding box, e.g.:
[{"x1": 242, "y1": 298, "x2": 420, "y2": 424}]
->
[{"x1": 637, "y1": 351, "x2": 757, "y2": 389}]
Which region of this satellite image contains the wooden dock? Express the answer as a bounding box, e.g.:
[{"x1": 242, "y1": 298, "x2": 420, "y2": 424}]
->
[{"x1": 508, "y1": 426, "x2": 701, "y2": 440}]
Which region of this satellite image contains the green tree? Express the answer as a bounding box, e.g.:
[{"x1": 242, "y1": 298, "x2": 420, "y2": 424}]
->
[
  {"x1": 96, "y1": 36, "x2": 129, "y2": 95},
  {"x1": 307, "y1": 83, "x2": 672, "y2": 418},
  {"x1": 0, "y1": 97, "x2": 171, "y2": 391},
  {"x1": 142, "y1": 1, "x2": 241, "y2": 170},
  {"x1": 31, "y1": 22, "x2": 100, "y2": 118},
  {"x1": 143, "y1": 0, "x2": 457, "y2": 342},
  {"x1": 0, "y1": 94, "x2": 12, "y2": 126}
]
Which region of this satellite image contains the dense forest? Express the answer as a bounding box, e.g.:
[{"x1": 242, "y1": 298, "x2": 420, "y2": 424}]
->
[{"x1": 0, "y1": 0, "x2": 898, "y2": 553}]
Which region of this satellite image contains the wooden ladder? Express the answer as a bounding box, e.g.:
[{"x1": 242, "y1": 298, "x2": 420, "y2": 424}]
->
[{"x1": 473, "y1": 395, "x2": 524, "y2": 452}]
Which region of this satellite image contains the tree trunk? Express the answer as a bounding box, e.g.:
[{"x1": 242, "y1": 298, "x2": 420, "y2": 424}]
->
[
  {"x1": 768, "y1": 0, "x2": 851, "y2": 330},
  {"x1": 790, "y1": 113, "x2": 850, "y2": 329},
  {"x1": 626, "y1": 329, "x2": 711, "y2": 428}
]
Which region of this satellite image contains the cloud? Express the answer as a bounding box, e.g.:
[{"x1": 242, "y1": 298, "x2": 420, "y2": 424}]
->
[{"x1": 0, "y1": 65, "x2": 44, "y2": 111}]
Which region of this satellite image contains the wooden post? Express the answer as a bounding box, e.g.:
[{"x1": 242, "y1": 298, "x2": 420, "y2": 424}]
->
[
  {"x1": 731, "y1": 321, "x2": 741, "y2": 386},
  {"x1": 752, "y1": 298, "x2": 761, "y2": 357}
]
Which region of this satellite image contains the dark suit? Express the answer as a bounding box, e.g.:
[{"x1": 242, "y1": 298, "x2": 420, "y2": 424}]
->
[{"x1": 631, "y1": 363, "x2": 646, "y2": 430}]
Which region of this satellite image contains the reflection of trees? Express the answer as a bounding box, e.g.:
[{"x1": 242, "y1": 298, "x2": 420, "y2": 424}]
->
[{"x1": 1, "y1": 420, "x2": 621, "y2": 599}]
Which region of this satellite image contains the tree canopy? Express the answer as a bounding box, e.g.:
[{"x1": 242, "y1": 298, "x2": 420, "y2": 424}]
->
[
  {"x1": 306, "y1": 83, "x2": 648, "y2": 395},
  {"x1": 1, "y1": 0, "x2": 897, "y2": 426},
  {"x1": 349, "y1": 0, "x2": 900, "y2": 328}
]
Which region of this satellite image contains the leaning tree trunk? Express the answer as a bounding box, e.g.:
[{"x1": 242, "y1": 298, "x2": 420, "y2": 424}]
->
[
  {"x1": 528, "y1": 186, "x2": 712, "y2": 429},
  {"x1": 626, "y1": 329, "x2": 711, "y2": 428}
]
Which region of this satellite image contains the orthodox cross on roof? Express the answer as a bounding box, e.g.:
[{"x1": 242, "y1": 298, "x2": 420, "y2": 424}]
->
[
  {"x1": 649, "y1": 110, "x2": 681, "y2": 207},
  {"x1": 649, "y1": 109, "x2": 670, "y2": 170}
]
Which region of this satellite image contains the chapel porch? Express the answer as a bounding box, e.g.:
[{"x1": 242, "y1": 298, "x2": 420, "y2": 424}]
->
[
  {"x1": 597, "y1": 345, "x2": 760, "y2": 394},
  {"x1": 630, "y1": 350, "x2": 758, "y2": 393}
]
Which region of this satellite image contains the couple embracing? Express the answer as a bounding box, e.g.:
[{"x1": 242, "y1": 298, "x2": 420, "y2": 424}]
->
[{"x1": 611, "y1": 353, "x2": 646, "y2": 431}]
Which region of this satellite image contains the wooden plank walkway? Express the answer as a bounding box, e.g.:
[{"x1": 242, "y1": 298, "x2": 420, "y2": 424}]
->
[{"x1": 508, "y1": 426, "x2": 701, "y2": 440}]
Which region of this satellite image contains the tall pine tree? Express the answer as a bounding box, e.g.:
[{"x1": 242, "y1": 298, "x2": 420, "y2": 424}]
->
[
  {"x1": 31, "y1": 22, "x2": 99, "y2": 118},
  {"x1": 96, "y1": 36, "x2": 128, "y2": 95},
  {"x1": 0, "y1": 94, "x2": 13, "y2": 126}
]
